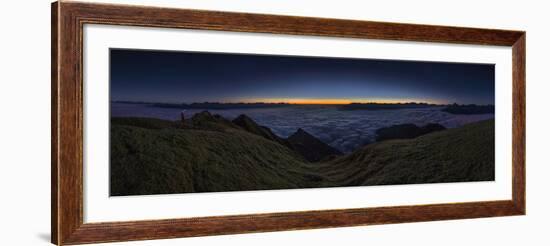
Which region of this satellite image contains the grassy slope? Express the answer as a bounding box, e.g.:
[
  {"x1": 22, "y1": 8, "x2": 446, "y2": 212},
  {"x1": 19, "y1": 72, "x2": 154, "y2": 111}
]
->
[
  {"x1": 110, "y1": 117, "x2": 494, "y2": 196},
  {"x1": 316, "y1": 119, "x2": 495, "y2": 186},
  {"x1": 110, "y1": 123, "x2": 327, "y2": 196}
]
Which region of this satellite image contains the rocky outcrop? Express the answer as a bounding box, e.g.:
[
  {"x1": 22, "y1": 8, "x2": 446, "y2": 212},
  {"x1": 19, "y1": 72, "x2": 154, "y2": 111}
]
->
[
  {"x1": 232, "y1": 114, "x2": 288, "y2": 146},
  {"x1": 287, "y1": 128, "x2": 343, "y2": 162},
  {"x1": 232, "y1": 114, "x2": 343, "y2": 162},
  {"x1": 190, "y1": 111, "x2": 240, "y2": 131}
]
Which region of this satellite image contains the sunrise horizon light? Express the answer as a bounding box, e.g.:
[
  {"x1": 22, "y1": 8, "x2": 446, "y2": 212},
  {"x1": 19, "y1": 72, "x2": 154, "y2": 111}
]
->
[
  {"x1": 113, "y1": 97, "x2": 459, "y2": 105},
  {"x1": 111, "y1": 49, "x2": 495, "y2": 105},
  {"x1": 228, "y1": 98, "x2": 448, "y2": 105}
]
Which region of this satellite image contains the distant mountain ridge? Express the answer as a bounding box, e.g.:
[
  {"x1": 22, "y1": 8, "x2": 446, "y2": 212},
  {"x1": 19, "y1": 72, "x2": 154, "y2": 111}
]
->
[
  {"x1": 113, "y1": 101, "x2": 495, "y2": 115},
  {"x1": 339, "y1": 102, "x2": 439, "y2": 111},
  {"x1": 154, "y1": 102, "x2": 291, "y2": 110}
]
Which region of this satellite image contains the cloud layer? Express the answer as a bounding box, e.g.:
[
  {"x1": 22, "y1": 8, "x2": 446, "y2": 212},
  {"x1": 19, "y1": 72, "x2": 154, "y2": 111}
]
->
[{"x1": 112, "y1": 103, "x2": 494, "y2": 153}]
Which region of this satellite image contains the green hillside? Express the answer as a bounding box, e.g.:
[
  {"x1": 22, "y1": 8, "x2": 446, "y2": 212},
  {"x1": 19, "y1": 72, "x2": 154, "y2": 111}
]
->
[
  {"x1": 316, "y1": 119, "x2": 495, "y2": 186},
  {"x1": 110, "y1": 122, "x2": 327, "y2": 196},
  {"x1": 110, "y1": 116, "x2": 494, "y2": 196}
]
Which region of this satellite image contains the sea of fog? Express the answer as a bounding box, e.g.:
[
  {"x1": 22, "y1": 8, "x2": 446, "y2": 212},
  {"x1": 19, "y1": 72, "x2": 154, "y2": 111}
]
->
[{"x1": 111, "y1": 103, "x2": 494, "y2": 153}]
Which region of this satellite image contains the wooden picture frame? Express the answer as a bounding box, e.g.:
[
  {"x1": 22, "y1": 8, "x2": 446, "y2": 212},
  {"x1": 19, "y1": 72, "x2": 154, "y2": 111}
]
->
[{"x1": 51, "y1": 1, "x2": 525, "y2": 245}]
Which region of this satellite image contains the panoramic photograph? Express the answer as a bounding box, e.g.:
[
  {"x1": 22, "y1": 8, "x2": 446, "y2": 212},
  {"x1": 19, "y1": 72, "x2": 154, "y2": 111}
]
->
[{"x1": 109, "y1": 48, "x2": 495, "y2": 196}]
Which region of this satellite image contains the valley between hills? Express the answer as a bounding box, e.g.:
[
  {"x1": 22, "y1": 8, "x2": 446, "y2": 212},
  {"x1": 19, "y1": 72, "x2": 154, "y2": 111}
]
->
[{"x1": 110, "y1": 111, "x2": 494, "y2": 196}]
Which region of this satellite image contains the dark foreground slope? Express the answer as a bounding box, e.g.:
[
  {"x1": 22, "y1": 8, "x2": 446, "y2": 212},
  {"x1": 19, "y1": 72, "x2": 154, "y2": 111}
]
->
[
  {"x1": 110, "y1": 115, "x2": 494, "y2": 196},
  {"x1": 110, "y1": 121, "x2": 328, "y2": 196},
  {"x1": 316, "y1": 119, "x2": 495, "y2": 186}
]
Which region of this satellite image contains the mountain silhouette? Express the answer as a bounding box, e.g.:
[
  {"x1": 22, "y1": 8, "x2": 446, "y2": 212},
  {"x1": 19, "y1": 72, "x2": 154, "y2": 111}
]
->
[
  {"x1": 287, "y1": 128, "x2": 343, "y2": 162},
  {"x1": 231, "y1": 114, "x2": 342, "y2": 162},
  {"x1": 232, "y1": 114, "x2": 288, "y2": 146},
  {"x1": 190, "y1": 111, "x2": 240, "y2": 131}
]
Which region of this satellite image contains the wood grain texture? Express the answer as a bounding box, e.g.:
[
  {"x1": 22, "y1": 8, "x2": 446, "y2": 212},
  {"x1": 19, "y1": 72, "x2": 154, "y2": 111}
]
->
[
  {"x1": 51, "y1": 1, "x2": 526, "y2": 245},
  {"x1": 65, "y1": 1, "x2": 524, "y2": 46},
  {"x1": 63, "y1": 201, "x2": 520, "y2": 245},
  {"x1": 53, "y1": 1, "x2": 85, "y2": 244},
  {"x1": 512, "y1": 34, "x2": 526, "y2": 213},
  {"x1": 51, "y1": 2, "x2": 59, "y2": 244}
]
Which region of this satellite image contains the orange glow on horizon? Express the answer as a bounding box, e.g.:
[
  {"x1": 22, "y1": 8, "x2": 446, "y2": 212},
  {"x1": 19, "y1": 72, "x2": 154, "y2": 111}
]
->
[{"x1": 232, "y1": 98, "x2": 445, "y2": 105}]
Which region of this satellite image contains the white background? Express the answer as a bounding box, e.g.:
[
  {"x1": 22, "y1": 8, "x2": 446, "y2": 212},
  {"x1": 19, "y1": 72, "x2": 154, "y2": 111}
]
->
[
  {"x1": 0, "y1": 0, "x2": 548, "y2": 245},
  {"x1": 84, "y1": 24, "x2": 512, "y2": 222}
]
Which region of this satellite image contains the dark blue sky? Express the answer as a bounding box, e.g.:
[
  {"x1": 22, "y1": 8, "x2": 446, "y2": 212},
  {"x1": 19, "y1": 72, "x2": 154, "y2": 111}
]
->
[{"x1": 110, "y1": 49, "x2": 494, "y2": 105}]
